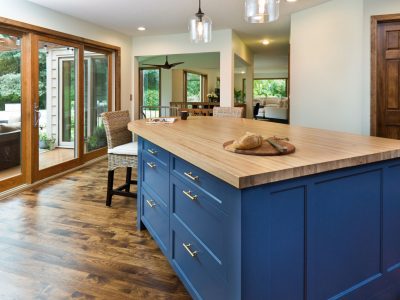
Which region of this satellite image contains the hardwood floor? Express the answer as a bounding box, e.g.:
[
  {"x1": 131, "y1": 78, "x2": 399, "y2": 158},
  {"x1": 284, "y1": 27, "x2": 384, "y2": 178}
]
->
[{"x1": 0, "y1": 160, "x2": 190, "y2": 300}]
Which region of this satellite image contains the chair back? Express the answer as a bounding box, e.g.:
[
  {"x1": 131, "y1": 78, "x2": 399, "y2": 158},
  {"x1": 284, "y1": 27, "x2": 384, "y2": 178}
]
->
[
  {"x1": 213, "y1": 107, "x2": 244, "y2": 118},
  {"x1": 101, "y1": 110, "x2": 132, "y2": 149}
]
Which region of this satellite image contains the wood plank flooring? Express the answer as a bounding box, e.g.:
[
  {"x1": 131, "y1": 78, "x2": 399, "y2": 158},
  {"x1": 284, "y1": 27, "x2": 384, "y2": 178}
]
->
[{"x1": 0, "y1": 160, "x2": 191, "y2": 300}]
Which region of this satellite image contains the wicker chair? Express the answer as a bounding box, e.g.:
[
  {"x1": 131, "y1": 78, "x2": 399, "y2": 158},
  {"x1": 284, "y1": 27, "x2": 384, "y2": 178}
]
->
[
  {"x1": 213, "y1": 107, "x2": 244, "y2": 118},
  {"x1": 101, "y1": 111, "x2": 137, "y2": 206}
]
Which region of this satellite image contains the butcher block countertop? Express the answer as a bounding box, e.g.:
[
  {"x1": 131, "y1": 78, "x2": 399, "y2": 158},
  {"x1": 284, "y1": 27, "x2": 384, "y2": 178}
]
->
[{"x1": 128, "y1": 117, "x2": 400, "y2": 189}]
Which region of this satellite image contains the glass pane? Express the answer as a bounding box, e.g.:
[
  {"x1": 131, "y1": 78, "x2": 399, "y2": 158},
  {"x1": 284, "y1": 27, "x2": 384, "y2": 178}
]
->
[
  {"x1": 253, "y1": 79, "x2": 287, "y2": 98},
  {"x1": 0, "y1": 33, "x2": 22, "y2": 180},
  {"x1": 186, "y1": 72, "x2": 201, "y2": 102},
  {"x1": 141, "y1": 68, "x2": 160, "y2": 118},
  {"x1": 38, "y1": 42, "x2": 77, "y2": 170},
  {"x1": 84, "y1": 50, "x2": 108, "y2": 153}
]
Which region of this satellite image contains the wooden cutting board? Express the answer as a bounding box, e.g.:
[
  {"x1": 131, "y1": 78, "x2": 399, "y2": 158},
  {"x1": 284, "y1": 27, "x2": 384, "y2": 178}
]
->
[{"x1": 223, "y1": 138, "x2": 296, "y2": 156}]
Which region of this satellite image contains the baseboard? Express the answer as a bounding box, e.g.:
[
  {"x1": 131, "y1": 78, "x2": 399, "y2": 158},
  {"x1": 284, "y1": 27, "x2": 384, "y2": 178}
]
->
[{"x1": 0, "y1": 155, "x2": 107, "y2": 201}]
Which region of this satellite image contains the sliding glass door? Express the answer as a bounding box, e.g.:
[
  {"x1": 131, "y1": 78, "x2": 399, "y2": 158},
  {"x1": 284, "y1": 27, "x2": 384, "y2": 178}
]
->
[
  {"x1": 84, "y1": 49, "x2": 110, "y2": 153},
  {"x1": 33, "y1": 37, "x2": 80, "y2": 179},
  {"x1": 0, "y1": 18, "x2": 119, "y2": 193},
  {"x1": 0, "y1": 30, "x2": 23, "y2": 186}
]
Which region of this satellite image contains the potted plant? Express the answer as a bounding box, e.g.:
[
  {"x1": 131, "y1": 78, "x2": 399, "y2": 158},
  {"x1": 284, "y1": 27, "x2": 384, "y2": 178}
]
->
[
  {"x1": 46, "y1": 136, "x2": 56, "y2": 150},
  {"x1": 39, "y1": 132, "x2": 48, "y2": 149},
  {"x1": 39, "y1": 132, "x2": 56, "y2": 150}
]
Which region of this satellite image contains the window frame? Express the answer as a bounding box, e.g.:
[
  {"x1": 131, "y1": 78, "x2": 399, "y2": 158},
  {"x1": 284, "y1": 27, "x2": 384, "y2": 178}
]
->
[
  {"x1": 139, "y1": 67, "x2": 162, "y2": 109},
  {"x1": 183, "y1": 70, "x2": 208, "y2": 103}
]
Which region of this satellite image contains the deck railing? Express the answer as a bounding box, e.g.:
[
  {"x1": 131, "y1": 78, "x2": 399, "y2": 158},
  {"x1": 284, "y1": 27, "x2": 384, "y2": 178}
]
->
[{"x1": 140, "y1": 106, "x2": 179, "y2": 119}]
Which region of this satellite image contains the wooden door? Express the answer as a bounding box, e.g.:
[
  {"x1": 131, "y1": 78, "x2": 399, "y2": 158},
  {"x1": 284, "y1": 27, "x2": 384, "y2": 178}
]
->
[{"x1": 377, "y1": 22, "x2": 400, "y2": 139}]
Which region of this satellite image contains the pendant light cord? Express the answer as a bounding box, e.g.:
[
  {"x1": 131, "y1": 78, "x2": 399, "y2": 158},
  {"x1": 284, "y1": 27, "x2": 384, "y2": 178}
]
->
[{"x1": 196, "y1": 0, "x2": 204, "y2": 18}]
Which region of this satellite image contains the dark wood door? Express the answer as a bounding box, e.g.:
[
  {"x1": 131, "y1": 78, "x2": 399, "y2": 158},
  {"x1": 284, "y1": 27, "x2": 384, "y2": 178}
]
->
[{"x1": 377, "y1": 22, "x2": 400, "y2": 139}]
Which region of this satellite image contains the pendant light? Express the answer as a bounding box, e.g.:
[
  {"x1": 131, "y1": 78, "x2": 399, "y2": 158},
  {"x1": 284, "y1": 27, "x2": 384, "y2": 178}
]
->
[
  {"x1": 189, "y1": 0, "x2": 212, "y2": 43},
  {"x1": 245, "y1": 0, "x2": 280, "y2": 23}
]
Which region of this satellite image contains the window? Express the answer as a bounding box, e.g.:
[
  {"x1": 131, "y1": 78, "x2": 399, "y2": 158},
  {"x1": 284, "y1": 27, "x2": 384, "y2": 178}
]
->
[
  {"x1": 184, "y1": 71, "x2": 207, "y2": 102},
  {"x1": 140, "y1": 68, "x2": 161, "y2": 118},
  {"x1": 253, "y1": 78, "x2": 288, "y2": 98}
]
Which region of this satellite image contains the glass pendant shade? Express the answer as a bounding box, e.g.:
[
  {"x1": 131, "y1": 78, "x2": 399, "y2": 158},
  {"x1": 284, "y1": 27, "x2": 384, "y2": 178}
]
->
[
  {"x1": 189, "y1": 15, "x2": 212, "y2": 43},
  {"x1": 188, "y1": 0, "x2": 212, "y2": 43},
  {"x1": 245, "y1": 0, "x2": 280, "y2": 23}
]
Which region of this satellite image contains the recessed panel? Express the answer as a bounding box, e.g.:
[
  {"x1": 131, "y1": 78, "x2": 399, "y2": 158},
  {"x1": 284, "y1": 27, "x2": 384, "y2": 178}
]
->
[{"x1": 308, "y1": 170, "x2": 382, "y2": 300}]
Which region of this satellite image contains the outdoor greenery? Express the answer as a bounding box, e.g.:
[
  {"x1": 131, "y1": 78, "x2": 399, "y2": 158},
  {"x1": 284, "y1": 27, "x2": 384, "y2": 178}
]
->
[
  {"x1": 187, "y1": 72, "x2": 201, "y2": 102},
  {"x1": 254, "y1": 79, "x2": 287, "y2": 98},
  {"x1": 0, "y1": 49, "x2": 47, "y2": 110},
  {"x1": 0, "y1": 51, "x2": 21, "y2": 110},
  {"x1": 143, "y1": 69, "x2": 160, "y2": 107},
  {"x1": 86, "y1": 125, "x2": 107, "y2": 152}
]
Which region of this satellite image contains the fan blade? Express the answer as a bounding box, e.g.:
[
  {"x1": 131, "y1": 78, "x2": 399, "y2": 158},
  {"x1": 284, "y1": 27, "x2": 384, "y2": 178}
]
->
[
  {"x1": 169, "y1": 62, "x2": 184, "y2": 67},
  {"x1": 142, "y1": 63, "x2": 164, "y2": 67}
]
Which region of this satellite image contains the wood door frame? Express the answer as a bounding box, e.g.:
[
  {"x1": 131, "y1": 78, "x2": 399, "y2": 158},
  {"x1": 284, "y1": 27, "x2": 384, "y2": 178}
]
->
[
  {"x1": 31, "y1": 34, "x2": 83, "y2": 182},
  {"x1": 0, "y1": 17, "x2": 121, "y2": 188},
  {"x1": 371, "y1": 14, "x2": 400, "y2": 136}
]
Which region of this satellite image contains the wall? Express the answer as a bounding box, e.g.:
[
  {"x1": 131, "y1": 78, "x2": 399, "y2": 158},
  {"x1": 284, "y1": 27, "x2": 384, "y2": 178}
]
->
[
  {"x1": 0, "y1": 0, "x2": 133, "y2": 113},
  {"x1": 291, "y1": 0, "x2": 400, "y2": 135},
  {"x1": 362, "y1": 0, "x2": 400, "y2": 134},
  {"x1": 290, "y1": 0, "x2": 364, "y2": 134}
]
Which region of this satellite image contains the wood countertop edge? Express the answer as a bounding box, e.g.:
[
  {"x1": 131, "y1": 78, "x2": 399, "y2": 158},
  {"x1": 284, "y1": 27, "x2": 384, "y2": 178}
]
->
[
  {"x1": 129, "y1": 121, "x2": 400, "y2": 189},
  {"x1": 238, "y1": 150, "x2": 400, "y2": 189}
]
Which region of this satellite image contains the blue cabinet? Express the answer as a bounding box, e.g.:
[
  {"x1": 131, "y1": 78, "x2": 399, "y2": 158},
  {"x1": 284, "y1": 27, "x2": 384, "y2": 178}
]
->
[{"x1": 137, "y1": 137, "x2": 400, "y2": 300}]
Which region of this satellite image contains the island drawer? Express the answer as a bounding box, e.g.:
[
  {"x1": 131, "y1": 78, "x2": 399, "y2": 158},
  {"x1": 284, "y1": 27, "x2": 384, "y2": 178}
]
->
[
  {"x1": 171, "y1": 176, "x2": 227, "y2": 260},
  {"x1": 171, "y1": 216, "x2": 227, "y2": 300},
  {"x1": 171, "y1": 156, "x2": 236, "y2": 214},
  {"x1": 142, "y1": 139, "x2": 169, "y2": 168},
  {"x1": 141, "y1": 187, "x2": 169, "y2": 253},
  {"x1": 142, "y1": 152, "x2": 169, "y2": 203}
]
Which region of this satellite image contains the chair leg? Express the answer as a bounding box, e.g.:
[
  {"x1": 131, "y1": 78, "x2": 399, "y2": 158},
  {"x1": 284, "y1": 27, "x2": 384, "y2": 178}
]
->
[
  {"x1": 106, "y1": 170, "x2": 114, "y2": 207},
  {"x1": 125, "y1": 167, "x2": 132, "y2": 192}
]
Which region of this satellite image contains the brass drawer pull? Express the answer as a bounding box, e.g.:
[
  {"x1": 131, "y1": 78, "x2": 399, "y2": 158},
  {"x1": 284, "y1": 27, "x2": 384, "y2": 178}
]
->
[
  {"x1": 146, "y1": 199, "x2": 156, "y2": 208},
  {"x1": 183, "y1": 190, "x2": 198, "y2": 201},
  {"x1": 183, "y1": 243, "x2": 198, "y2": 257},
  {"x1": 184, "y1": 171, "x2": 199, "y2": 181},
  {"x1": 147, "y1": 149, "x2": 158, "y2": 155},
  {"x1": 146, "y1": 162, "x2": 156, "y2": 169}
]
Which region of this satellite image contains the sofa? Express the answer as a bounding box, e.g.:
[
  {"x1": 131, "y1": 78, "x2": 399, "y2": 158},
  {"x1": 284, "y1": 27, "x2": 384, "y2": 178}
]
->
[
  {"x1": 254, "y1": 97, "x2": 289, "y2": 122},
  {"x1": 0, "y1": 123, "x2": 21, "y2": 171}
]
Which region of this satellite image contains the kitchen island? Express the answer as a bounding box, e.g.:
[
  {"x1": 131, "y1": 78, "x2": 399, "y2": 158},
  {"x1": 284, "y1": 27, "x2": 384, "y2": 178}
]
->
[{"x1": 128, "y1": 117, "x2": 400, "y2": 300}]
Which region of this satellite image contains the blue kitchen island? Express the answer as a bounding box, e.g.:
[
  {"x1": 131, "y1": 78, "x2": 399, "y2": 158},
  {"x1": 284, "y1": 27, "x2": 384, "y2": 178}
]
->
[{"x1": 128, "y1": 117, "x2": 400, "y2": 300}]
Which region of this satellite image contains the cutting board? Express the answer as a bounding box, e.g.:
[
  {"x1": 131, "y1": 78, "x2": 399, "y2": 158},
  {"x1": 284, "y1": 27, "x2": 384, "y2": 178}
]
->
[{"x1": 223, "y1": 138, "x2": 296, "y2": 156}]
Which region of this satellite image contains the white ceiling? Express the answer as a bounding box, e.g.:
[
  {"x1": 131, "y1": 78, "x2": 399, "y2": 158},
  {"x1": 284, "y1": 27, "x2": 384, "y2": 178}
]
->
[{"x1": 28, "y1": 0, "x2": 330, "y2": 55}]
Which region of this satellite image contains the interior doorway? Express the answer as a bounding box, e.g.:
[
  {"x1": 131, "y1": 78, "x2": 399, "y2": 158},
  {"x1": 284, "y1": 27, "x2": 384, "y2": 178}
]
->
[{"x1": 371, "y1": 15, "x2": 400, "y2": 139}]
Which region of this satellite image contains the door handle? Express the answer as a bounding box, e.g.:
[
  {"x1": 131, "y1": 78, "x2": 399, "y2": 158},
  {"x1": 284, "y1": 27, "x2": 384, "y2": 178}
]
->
[{"x1": 33, "y1": 102, "x2": 41, "y2": 128}]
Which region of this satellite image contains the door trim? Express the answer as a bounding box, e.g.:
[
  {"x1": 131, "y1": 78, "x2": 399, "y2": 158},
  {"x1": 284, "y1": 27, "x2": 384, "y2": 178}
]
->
[{"x1": 371, "y1": 14, "x2": 400, "y2": 136}]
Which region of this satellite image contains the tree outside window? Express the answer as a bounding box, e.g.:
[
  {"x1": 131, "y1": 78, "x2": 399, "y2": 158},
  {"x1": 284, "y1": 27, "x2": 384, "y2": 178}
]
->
[{"x1": 253, "y1": 79, "x2": 287, "y2": 98}]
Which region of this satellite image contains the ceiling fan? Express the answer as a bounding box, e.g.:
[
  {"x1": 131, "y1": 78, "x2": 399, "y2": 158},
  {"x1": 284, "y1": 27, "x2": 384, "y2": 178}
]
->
[{"x1": 142, "y1": 56, "x2": 184, "y2": 69}]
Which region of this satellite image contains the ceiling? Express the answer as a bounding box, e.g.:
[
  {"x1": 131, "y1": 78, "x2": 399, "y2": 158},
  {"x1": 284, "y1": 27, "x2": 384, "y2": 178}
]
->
[{"x1": 28, "y1": 0, "x2": 331, "y2": 55}]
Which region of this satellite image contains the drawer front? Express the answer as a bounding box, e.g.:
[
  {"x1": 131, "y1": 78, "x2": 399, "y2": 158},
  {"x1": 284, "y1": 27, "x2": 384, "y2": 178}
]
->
[
  {"x1": 171, "y1": 216, "x2": 227, "y2": 300},
  {"x1": 142, "y1": 139, "x2": 169, "y2": 168},
  {"x1": 171, "y1": 156, "x2": 236, "y2": 213},
  {"x1": 141, "y1": 187, "x2": 169, "y2": 253},
  {"x1": 171, "y1": 176, "x2": 226, "y2": 260},
  {"x1": 142, "y1": 152, "x2": 169, "y2": 205}
]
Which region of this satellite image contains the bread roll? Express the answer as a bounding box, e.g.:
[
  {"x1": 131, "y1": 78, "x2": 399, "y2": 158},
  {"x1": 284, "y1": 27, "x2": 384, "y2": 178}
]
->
[{"x1": 232, "y1": 132, "x2": 263, "y2": 150}]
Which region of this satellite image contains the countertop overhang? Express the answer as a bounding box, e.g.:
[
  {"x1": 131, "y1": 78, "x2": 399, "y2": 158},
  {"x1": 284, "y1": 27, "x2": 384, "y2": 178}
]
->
[{"x1": 128, "y1": 117, "x2": 400, "y2": 189}]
